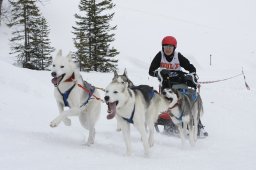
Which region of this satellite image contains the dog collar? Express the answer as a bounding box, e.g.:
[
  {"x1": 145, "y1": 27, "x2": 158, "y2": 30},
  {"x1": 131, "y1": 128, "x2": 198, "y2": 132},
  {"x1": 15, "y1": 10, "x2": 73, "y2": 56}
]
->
[{"x1": 64, "y1": 72, "x2": 75, "y2": 82}]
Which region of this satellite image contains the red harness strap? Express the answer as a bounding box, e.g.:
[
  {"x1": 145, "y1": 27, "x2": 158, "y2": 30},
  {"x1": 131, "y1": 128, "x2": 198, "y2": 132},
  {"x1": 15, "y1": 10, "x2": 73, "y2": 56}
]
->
[{"x1": 77, "y1": 83, "x2": 103, "y2": 102}]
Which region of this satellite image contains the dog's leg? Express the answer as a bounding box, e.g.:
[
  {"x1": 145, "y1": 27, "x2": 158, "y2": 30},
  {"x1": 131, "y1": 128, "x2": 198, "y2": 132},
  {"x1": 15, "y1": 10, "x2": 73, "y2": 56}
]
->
[
  {"x1": 50, "y1": 108, "x2": 80, "y2": 127},
  {"x1": 52, "y1": 102, "x2": 71, "y2": 127},
  {"x1": 178, "y1": 124, "x2": 186, "y2": 146},
  {"x1": 86, "y1": 127, "x2": 95, "y2": 146},
  {"x1": 193, "y1": 117, "x2": 199, "y2": 143},
  {"x1": 118, "y1": 116, "x2": 132, "y2": 156},
  {"x1": 116, "y1": 118, "x2": 121, "y2": 131},
  {"x1": 135, "y1": 122, "x2": 150, "y2": 156},
  {"x1": 188, "y1": 122, "x2": 195, "y2": 146},
  {"x1": 147, "y1": 117, "x2": 155, "y2": 148}
]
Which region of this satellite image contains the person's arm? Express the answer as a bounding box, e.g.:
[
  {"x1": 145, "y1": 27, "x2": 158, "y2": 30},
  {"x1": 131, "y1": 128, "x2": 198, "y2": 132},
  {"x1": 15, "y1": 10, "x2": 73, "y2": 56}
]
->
[
  {"x1": 149, "y1": 52, "x2": 161, "y2": 77},
  {"x1": 178, "y1": 53, "x2": 196, "y2": 73}
]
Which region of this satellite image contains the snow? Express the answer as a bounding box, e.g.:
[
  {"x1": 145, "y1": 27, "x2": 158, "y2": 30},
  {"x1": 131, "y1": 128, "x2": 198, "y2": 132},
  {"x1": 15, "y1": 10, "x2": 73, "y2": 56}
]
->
[{"x1": 1, "y1": 0, "x2": 256, "y2": 170}]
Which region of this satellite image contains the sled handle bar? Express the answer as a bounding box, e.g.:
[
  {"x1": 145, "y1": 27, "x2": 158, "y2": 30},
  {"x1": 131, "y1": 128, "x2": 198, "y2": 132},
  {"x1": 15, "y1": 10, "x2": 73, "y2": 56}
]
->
[{"x1": 154, "y1": 68, "x2": 199, "y2": 86}]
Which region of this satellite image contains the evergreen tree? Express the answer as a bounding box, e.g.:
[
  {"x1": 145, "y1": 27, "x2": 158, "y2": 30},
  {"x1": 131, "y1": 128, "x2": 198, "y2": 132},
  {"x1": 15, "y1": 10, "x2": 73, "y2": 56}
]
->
[
  {"x1": 30, "y1": 17, "x2": 55, "y2": 70},
  {"x1": 73, "y1": 0, "x2": 119, "y2": 72},
  {"x1": 8, "y1": 0, "x2": 54, "y2": 70}
]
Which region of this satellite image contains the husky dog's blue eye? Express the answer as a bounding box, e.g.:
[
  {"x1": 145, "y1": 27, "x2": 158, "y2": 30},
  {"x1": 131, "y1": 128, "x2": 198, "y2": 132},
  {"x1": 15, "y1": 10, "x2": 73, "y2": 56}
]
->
[
  {"x1": 60, "y1": 66, "x2": 64, "y2": 68},
  {"x1": 53, "y1": 64, "x2": 55, "y2": 67},
  {"x1": 114, "y1": 91, "x2": 118, "y2": 94}
]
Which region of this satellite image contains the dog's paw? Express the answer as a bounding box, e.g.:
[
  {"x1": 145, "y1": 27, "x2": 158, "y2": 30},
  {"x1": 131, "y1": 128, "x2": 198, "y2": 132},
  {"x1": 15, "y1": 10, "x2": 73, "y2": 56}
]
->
[
  {"x1": 148, "y1": 141, "x2": 154, "y2": 148},
  {"x1": 63, "y1": 118, "x2": 71, "y2": 126},
  {"x1": 148, "y1": 136, "x2": 154, "y2": 147},
  {"x1": 85, "y1": 140, "x2": 94, "y2": 146},
  {"x1": 124, "y1": 151, "x2": 131, "y2": 157},
  {"x1": 50, "y1": 120, "x2": 59, "y2": 128}
]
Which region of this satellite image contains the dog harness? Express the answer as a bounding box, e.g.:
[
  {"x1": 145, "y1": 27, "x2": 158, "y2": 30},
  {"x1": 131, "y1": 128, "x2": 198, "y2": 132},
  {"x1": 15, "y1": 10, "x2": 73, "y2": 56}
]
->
[
  {"x1": 122, "y1": 105, "x2": 136, "y2": 124},
  {"x1": 122, "y1": 86, "x2": 156, "y2": 124},
  {"x1": 80, "y1": 81, "x2": 95, "y2": 107},
  {"x1": 57, "y1": 84, "x2": 76, "y2": 107},
  {"x1": 57, "y1": 81, "x2": 95, "y2": 108},
  {"x1": 178, "y1": 88, "x2": 198, "y2": 101}
]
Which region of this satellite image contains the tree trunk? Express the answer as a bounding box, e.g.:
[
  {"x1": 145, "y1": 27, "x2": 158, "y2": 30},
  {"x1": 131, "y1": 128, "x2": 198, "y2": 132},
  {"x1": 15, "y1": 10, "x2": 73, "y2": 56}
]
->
[{"x1": 0, "y1": 0, "x2": 3, "y2": 24}]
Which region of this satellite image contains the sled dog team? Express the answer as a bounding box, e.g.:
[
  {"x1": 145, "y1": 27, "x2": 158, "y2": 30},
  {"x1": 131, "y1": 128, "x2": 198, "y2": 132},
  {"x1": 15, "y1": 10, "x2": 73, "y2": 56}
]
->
[{"x1": 50, "y1": 50, "x2": 203, "y2": 156}]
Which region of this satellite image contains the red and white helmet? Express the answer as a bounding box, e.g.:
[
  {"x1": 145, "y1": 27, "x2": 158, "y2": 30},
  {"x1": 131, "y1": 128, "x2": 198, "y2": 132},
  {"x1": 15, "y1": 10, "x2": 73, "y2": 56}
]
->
[{"x1": 162, "y1": 36, "x2": 177, "y2": 47}]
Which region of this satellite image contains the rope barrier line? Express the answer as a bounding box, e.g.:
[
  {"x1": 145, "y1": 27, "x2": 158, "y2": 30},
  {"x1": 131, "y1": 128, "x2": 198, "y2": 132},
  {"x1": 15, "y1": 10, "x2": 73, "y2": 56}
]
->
[
  {"x1": 198, "y1": 73, "x2": 243, "y2": 84},
  {"x1": 198, "y1": 69, "x2": 250, "y2": 90}
]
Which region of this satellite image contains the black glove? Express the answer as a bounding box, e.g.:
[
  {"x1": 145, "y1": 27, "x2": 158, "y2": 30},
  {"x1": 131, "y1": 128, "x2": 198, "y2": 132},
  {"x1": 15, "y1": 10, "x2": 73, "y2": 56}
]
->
[
  {"x1": 192, "y1": 73, "x2": 199, "y2": 81},
  {"x1": 160, "y1": 69, "x2": 169, "y2": 76}
]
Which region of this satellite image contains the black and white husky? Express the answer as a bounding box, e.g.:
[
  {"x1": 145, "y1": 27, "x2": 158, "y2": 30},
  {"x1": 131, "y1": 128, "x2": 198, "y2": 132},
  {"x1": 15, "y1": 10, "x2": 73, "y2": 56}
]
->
[
  {"x1": 162, "y1": 88, "x2": 203, "y2": 145},
  {"x1": 111, "y1": 69, "x2": 134, "y2": 131},
  {"x1": 50, "y1": 50, "x2": 101, "y2": 145},
  {"x1": 104, "y1": 74, "x2": 169, "y2": 156}
]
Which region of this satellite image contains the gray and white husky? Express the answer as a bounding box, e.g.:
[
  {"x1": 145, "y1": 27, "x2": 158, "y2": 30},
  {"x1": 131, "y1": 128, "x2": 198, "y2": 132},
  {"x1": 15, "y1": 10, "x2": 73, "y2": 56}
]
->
[
  {"x1": 50, "y1": 50, "x2": 101, "y2": 145},
  {"x1": 162, "y1": 88, "x2": 203, "y2": 145},
  {"x1": 111, "y1": 69, "x2": 134, "y2": 131},
  {"x1": 104, "y1": 75, "x2": 169, "y2": 156}
]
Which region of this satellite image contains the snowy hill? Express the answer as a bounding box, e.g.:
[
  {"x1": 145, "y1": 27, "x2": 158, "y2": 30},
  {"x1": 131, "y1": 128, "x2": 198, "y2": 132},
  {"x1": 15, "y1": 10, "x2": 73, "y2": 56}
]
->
[
  {"x1": 1, "y1": 0, "x2": 256, "y2": 170},
  {"x1": 0, "y1": 60, "x2": 256, "y2": 170}
]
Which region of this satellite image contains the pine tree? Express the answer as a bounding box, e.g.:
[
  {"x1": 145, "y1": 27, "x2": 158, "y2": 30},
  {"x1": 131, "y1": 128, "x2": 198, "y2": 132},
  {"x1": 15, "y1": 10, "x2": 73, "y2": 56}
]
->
[
  {"x1": 8, "y1": 0, "x2": 54, "y2": 70},
  {"x1": 30, "y1": 17, "x2": 55, "y2": 70},
  {"x1": 73, "y1": 0, "x2": 119, "y2": 72}
]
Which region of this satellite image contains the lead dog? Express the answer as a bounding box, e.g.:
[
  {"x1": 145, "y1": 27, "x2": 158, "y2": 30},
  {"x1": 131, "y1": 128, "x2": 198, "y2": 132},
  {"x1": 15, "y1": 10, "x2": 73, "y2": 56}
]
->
[
  {"x1": 162, "y1": 88, "x2": 203, "y2": 145},
  {"x1": 50, "y1": 50, "x2": 101, "y2": 145},
  {"x1": 104, "y1": 78, "x2": 169, "y2": 156}
]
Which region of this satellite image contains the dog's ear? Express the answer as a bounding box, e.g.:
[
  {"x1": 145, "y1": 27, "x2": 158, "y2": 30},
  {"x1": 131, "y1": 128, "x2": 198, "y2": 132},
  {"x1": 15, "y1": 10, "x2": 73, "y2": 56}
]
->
[
  {"x1": 172, "y1": 88, "x2": 179, "y2": 96},
  {"x1": 66, "y1": 52, "x2": 72, "y2": 62},
  {"x1": 114, "y1": 70, "x2": 118, "y2": 78},
  {"x1": 123, "y1": 68, "x2": 128, "y2": 77},
  {"x1": 56, "y1": 49, "x2": 62, "y2": 57}
]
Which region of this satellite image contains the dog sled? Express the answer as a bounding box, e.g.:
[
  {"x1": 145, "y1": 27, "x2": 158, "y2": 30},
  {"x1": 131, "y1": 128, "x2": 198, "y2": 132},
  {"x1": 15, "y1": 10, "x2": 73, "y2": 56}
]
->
[{"x1": 153, "y1": 68, "x2": 208, "y2": 138}]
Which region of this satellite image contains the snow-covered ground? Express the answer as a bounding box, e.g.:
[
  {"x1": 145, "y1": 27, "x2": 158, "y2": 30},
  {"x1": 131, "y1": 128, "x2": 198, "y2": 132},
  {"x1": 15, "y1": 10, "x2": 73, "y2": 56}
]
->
[{"x1": 1, "y1": 0, "x2": 256, "y2": 170}]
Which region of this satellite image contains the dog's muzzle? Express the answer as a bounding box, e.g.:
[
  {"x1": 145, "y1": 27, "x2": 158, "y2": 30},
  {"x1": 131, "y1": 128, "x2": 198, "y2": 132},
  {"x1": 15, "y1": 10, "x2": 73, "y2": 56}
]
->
[{"x1": 51, "y1": 72, "x2": 65, "y2": 87}]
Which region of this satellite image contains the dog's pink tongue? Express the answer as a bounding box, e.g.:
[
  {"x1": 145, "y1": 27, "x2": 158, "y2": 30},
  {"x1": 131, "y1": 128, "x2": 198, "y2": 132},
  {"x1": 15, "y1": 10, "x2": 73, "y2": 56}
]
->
[
  {"x1": 51, "y1": 77, "x2": 58, "y2": 85},
  {"x1": 107, "y1": 102, "x2": 116, "y2": 119}
]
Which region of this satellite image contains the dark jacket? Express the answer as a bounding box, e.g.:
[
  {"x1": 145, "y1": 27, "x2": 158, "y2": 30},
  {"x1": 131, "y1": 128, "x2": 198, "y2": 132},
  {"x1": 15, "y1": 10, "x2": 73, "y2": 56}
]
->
[{"x1": 148, "y1": 51, "x2": 196, "y2": 77}]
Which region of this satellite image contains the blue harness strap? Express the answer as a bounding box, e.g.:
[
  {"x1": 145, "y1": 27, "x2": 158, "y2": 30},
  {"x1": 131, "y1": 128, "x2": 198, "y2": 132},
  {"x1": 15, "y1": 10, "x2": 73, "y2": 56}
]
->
[
  {"x1": 131, "y1": 85, "x2": 155, "y2": 102},
  {"x1": 178, "y1": 88, "x2": 198, "y2": 101},
  {"x1": 122, "y1": 85, "x2": 156, "y2": 124},
  {"x1": 122, "y1": 105, "x2": 135, "y2": 124},
  {"x1": 57, "y1": 83, "x2": 76, "y2": 107}
]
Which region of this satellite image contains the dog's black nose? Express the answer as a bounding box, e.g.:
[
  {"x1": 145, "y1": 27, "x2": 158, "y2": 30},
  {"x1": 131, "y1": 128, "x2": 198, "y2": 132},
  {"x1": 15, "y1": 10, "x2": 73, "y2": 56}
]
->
[
  {"x1": 162, "y1": 91, "x2": 166, "y2": 95},
  {"x1": 51, "y1": 72, "x2": 57, "y2": 77},
  {"x1": 104, "y1": 96, "x2": 109, "y2": 102}
]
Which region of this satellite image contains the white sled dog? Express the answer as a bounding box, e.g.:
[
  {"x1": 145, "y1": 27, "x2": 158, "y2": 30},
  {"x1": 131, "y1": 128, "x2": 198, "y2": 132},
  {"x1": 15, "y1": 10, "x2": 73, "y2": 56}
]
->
[
  {"x1": 162, "y1": 88, "x2": 203, "y2": 145},
  {"x1": 104, "y1": 75, "x2": 169, "y2": 156},
  {"x1": 50, "y1": 50, "x2": 101, "y2": 145}
]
